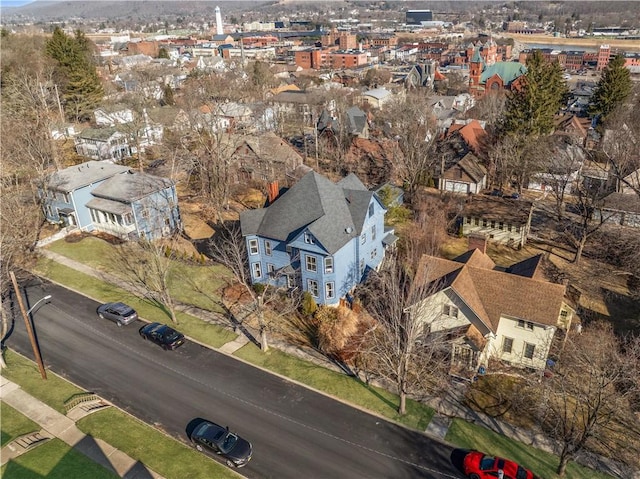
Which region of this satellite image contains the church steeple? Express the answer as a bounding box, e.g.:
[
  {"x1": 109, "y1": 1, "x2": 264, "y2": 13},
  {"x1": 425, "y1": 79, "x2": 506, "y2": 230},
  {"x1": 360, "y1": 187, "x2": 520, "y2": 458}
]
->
[{"x1": 468, "y1": 47, "x2": 484, "y2": 97}]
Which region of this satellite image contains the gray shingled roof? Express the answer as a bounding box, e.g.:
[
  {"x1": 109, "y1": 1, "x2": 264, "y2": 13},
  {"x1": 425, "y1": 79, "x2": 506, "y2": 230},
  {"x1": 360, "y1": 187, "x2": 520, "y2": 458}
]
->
[
  {"x1": 91, "y1": 171, "x2": 174, "y2": 202},
  {"x1": 346, "y1": 106, "x2": 367, "y2": 135},
  {"x1": 49, "y1": 161, "x2": 130, "y2": 192},
  {"x1": 77, "y1": 127, "x2": 122, "y2": 141},
  {"x1": 85, "y1": 197, "x2": 131, "y2": 215},
  {"x1": 240, "y1": 171, "x2": 373, "y2": 254}
]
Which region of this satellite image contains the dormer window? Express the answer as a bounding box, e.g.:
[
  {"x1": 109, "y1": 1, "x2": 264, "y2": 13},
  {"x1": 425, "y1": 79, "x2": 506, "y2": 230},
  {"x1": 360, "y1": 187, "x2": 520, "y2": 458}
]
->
[{"x1": 304, "y1": 232, "x2": 315, "y2": 244}]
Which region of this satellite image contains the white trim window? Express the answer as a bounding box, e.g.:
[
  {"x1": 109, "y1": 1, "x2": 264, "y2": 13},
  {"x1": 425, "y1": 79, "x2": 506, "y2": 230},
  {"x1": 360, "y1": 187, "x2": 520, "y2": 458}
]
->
[
  {"x1": 249, "y1": 239, "x2": 259, "y2": 255},
  {"x1": 517, "y1": 320, "x2": 534, "y2": 330},
  {"x1": 265, "y1": 240, "x2": 272, "y2": 256},
  {"x1": 252, "y1": 262, "x2": 262, "y2": 279},
  {"x1": 306, "y1": 255, "x2": 317, "y2": 272},
  {"x1": 361, "y1": 233, "x2": 366, "y2": 244},
  {"x1": 502, "y1": 337, "x2": 514, "y2": 354},
  {"x1": 524, "y1": 342, "x2": 535, "y2": 360},
  {"x1": 304, "y1": 232, "x2": 315, "y2": 244},
  {"x1": 324, "y1": 257, "x2": 333, "y2": 274},
  {"x1": 371, "y1": 224, "x2": 376, "y2": 241},
  {"x1": 267, "y1": 263, "x2": 275, "y2": 275},
  {"x1": 307, "y1": 279, "x2": 319, "y2": 297},
  {"x1": 442, "y1": 305, "x2": 459, "y2": 318},
  {"x1": 325, "y1": 282, "x2": 335, "y2": 299}
]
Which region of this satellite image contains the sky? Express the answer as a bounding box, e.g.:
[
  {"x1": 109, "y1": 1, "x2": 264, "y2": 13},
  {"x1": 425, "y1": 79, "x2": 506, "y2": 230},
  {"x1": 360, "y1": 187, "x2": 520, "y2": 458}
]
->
[{"x1": 1, "y1": 0, "x2": 36, "y2": 7}]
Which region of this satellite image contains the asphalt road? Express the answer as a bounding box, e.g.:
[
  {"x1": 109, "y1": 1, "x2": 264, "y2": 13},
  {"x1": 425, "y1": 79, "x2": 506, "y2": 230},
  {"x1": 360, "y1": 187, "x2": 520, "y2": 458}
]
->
[{"x1": 7, "y1": 281, "x2": 466, "y2": 479}]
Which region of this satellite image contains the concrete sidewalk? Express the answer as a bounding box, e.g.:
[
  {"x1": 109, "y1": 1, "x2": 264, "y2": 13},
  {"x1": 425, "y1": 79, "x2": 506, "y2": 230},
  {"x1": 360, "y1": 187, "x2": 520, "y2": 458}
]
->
[
  {"x1": 35, "y1": 247, "x2": 635, "y2": 478},
  {"x1": 0, "y1": 376, "x2": 164, "y2": 479}
]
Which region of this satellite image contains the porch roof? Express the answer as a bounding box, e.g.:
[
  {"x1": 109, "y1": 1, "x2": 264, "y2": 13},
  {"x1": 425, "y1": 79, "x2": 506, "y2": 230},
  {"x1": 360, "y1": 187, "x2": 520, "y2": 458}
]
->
[{"x1": 86, "y1": 197, "x2": 130, "y2": 215}]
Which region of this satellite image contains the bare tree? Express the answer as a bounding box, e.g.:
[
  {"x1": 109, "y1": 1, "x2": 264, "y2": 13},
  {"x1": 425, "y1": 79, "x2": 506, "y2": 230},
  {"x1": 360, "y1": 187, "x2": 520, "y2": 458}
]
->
[
  {"x1": 112, "y1": 235, "x2": 181, "y2": 324},
  {"x1": 376, "y1": 91, "x2": 439, "y2": 201},
  {"x1": 599, "y1": 86, "x2": 640, "y2": 196},
  {"x1": 207, "y1": 221, "x2": 298, "y2": 352},
  {"x1": 538, "y1": 136, "x2": 587, "y2": 221},
  {"x1": 356, "y1": 252, "x2": 450, "y2": 415},
  {"x1": 489, "y1": 133, "x2": 548, "y2": 192},
  {"x1": 563, "y1": 170, "x2": 612, "y2": 264},
  {"x1": 527, "y1": 322, "x2": 640, "y2": 476},
  {"x1": 468, "y1": 91, "x2": 507, "y2": 128}
]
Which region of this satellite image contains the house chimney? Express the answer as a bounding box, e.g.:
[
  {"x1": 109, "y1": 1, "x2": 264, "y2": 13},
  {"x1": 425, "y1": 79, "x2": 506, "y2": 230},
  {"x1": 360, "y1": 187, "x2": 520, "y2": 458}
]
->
[
  {"x1": 468, "y1": 233, "x2": 487, "y2": 254},
  {"x1": 267, "y1": 181, "x2": 279, "y2": 204}
]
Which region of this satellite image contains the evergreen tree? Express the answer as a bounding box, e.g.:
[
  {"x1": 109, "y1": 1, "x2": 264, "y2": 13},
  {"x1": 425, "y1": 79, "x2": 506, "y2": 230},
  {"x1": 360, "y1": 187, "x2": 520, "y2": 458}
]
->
[
  {"x1": 588, "y1": 54, "x2": 632, "y2": 123},
  {"x1": 162, "y1": 83, "x2": 175, "y2": 106},
  {"x1": 500, "y1": 50, "x2": 567, "y2": 137},
  {"x1": 45, "y1": 27, "x2": 103, "y2": 121}
]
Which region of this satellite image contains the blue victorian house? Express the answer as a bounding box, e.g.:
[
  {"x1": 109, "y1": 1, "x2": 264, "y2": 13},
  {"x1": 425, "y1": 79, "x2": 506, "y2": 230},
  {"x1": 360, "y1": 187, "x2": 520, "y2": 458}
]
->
[
  {"x1": 240, "y1": 171, "x2": 395, "y2": 305},
  {"x1": 41, "y1": 160, "x2": 181, "y2": 241}
]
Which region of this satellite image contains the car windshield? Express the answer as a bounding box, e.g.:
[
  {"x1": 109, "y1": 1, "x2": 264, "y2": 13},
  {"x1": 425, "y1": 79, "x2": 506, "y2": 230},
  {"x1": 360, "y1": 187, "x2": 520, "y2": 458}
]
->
[
  {"x1": 480, "y1": 456, "x2": 495, "y2": 471},
  {"x1": 165, "y1": 330, "x2": 181, "y2": 341},
  {"x1": 219, "y1": 432, "x2": 238, "y2": 453}
]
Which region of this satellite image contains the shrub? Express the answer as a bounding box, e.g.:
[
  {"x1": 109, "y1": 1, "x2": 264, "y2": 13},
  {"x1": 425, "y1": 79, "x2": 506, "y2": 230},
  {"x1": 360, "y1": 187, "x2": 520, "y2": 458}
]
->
[
  {"x1": 315, "y1": 305, "x2": 359, "y2": 354},
  {"x1": 301, "y1": 291, "x2": 317, "y2": 317}
]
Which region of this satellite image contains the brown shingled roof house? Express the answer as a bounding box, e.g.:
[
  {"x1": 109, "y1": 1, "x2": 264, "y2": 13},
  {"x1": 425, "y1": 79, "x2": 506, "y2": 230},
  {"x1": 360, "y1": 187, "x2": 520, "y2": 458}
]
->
[
  {"x1": 412, "y1": 241, "x2": 575, "y2": 376},
  {"x1": 230, "y1": 132, "x2": 303, "y2": 185}
]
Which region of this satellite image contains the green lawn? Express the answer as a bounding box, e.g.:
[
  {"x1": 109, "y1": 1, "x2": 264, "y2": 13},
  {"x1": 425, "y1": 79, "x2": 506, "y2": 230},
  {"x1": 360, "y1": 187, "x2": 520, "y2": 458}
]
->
[
  {"x1": 1, "y1": 402, "x2": 40, "y2": 446},
  {"x1": 234, "y1": 342, "x2": 434, "y2": 431},
  {"x1": 35, "y1": 258, "x2": 238, "y2": 348},
  {"x1": 45, "y1": 236, "x2": 231, "y2": 313},
  {"x1": 445, "y1": 418, "x2": 614, "y2": 479},
  {"x1": 1, "y1": 350, "x2": 85, "y2": 414},
  {"x1": 77, "y1": 409, "x2": 240, "y2": 479},
  {"x1": 1, "y1": 438, "x2": 119, "y2": 479}
]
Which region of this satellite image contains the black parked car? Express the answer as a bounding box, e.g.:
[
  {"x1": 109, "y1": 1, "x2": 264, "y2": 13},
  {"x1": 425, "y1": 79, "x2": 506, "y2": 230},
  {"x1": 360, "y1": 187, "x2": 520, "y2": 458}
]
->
[
  {"x1": 97, "y1": 302, "x2": 138, "y2": 327},
  {"x1": 139, "y1": 322, "x2": 185, "y2": 350},
  {"x1": 189, "y1": 420, "x2": 253, "y2": 468}
]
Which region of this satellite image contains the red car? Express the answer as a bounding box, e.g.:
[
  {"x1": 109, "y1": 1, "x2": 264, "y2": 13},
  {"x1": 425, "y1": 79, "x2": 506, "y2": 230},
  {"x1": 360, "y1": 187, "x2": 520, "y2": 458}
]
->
[{"x1": 463, "y1": 450, "x2": 537, "y2": 479}]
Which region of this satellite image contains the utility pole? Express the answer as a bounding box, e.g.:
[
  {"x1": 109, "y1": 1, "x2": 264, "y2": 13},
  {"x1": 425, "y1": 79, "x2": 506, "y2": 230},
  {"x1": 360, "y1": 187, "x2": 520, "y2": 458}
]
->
[{"x1": 10, "y1": 272, "x2": 47, "y2": 379}]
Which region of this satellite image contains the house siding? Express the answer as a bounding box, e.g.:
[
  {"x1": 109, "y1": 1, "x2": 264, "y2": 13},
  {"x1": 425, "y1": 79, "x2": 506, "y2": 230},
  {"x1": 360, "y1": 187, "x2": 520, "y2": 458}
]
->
[
  {"x1": 493, "y1": 317, "x2": 556, "y2": 370},
  {"x1": 357, "y1": 198, "x2": 386, "y2": 273},
  {"x1": 241, "y1": 173, "x2": 388, "y2": 305}
]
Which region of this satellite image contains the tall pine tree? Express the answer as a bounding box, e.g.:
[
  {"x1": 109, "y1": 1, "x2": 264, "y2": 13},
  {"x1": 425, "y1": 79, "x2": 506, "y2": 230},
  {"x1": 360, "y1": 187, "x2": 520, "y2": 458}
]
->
[
  {"x1": 500, "y1": 50, "x2": 567, "y2": 137},
  {"x1": 588, "y1": 54, "x2": 632, "y2": 124},
  {"x1": 45, "y1": 27, "x2": 103, "y2": 121}
]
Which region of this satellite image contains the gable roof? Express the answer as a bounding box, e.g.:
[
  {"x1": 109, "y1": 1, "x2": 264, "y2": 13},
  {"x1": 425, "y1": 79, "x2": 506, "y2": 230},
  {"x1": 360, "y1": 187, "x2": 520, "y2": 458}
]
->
[
  {"x1": 446, "y1": 119, "x2": 487, "y2": 154},
  {"x1": 77, "y1": 127, "x2": 122, "y2": 141},
  {"x1": 461, "y1": 196, "x2": 534, "y2": 225},
  {"x1": 417, "y1": 250, "x2": 566, "y2": 332},
  {"x1": 362, "y1": 88, "x2": 391, "y2": 100},
  {"x1": 445, "y1": 152, "x2": 487, "y2": 183},
  {"x1": 346, "y1": 106, "x2": 367, "y2": 135},
  {"x1": 480, "y1": 61, "x2": 527, "y2": 85},
  {"x1": 90, "y1": 171, "x2": 174, "y2": 202},
  {"x1": 240, "y1": 171, "x2": 374, "y2": 254},
  {"x1": 506, "y1": 254, "x2": 546, "y2": 280},
  {"x1": 48, "y1": 161, "x2": 130, "y2": 192},
  {"x1": 237, "y1": 132, "x2": 303, "y2": 165}
]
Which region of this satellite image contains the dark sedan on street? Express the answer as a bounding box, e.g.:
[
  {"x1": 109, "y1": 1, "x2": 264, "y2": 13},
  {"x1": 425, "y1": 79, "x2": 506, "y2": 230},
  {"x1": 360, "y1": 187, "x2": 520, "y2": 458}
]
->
[
  {"x1": 138, "y1": 322, "x2": 185, "y2": 350},
  {"x1": 97, "y1": 302, "x2": 138, "y2": 327},
  {"x1": 189, "y1": 419, "x2": 253, "y2": 468}
]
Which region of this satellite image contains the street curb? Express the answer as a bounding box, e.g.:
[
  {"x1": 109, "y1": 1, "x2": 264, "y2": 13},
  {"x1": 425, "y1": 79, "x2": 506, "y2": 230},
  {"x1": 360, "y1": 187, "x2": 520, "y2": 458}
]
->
[
  {"x1": 33, "y1": 268, "x2": 450, "y2": 447},
  {"x1": 4, "y1": 349, "x2": 247, "y2": 479}
]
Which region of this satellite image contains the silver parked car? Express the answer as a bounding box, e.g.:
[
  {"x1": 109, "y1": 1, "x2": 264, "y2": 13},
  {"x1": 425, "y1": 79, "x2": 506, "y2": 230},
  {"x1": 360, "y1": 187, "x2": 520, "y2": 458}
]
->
[{"x1": 97, "y1": 302, "x2": 138, "y2": 327}]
